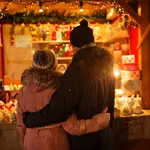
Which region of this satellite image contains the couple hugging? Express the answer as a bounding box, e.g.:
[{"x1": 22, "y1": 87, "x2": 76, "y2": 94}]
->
[{"x1": 17, "y1": 20, "x2": 115, "y2": 150}]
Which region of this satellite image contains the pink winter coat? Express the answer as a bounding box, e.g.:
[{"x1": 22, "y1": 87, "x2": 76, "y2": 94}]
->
[
  {"x1": 17, "y1": 67, "x2": 70, "y2": 150},
  {"x1": 17, "y1": 67, "x2": 109, "y2": 150},
  {"x1": 17, "y1": 85, "x2": 70, "y2": 150}
]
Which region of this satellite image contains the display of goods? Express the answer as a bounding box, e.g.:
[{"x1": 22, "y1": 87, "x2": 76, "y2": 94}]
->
[
  {"x1": 132, "y1": 102, "x2": 142, "y2": 114},
  {"x1": 120, "y1": 70, "x2": 140, "y2": 79},
  {"x1": 52, "y1": 31, "x2": 56, "y2": 40},
  {"x1": 115, "y1": 89, "x2": 124, "y2": 97},
  {"x1": 113, "y1": 50, "x2": 122, "y2": 63},
  {"x1": 116, "y1": 96, "x2": 128, "y2": 108},
  {"x1": 4, "y1": 84, "x2": 22, "y2": 91},
  {"x1": 0, "y1": 100, "x2": 17, "y2": 123},
  {"x1": 61, "y1": 31, "x2": 70, "y2": 41},
  {"x1": 114, "y1": 105, "x2": 121, "y2": 117},
  {"x1": 0, "y1": 111, "x2": 3, "y2": 122},
  {"x1": 55, "y1": 25, "x2": 71, "y2": 41},
  {"x1": 126, "y1": 96, "x2": 134, "y2": 107},
  {"x1": 93, "y1": 26, "x2": 103, "y2": 42},
  {"x1": 57, "y1": 64, "x2": 67, "y2": 73},
  {"x1": 121, "y1": 79, "x2": 140, "y2": 92},
  {"x1": 56, "y1": 31, "x2": 62, "y2": 41},
  {"x1": 122, "y1": 55, "x2": 135, "y2": 64},
  {"x1": 120, "y1": 70, "x2": 131, "y2": 79},
  {"x1": 54, "y1": 44, "x2": 74, "y2": 57},
  {"x1": 120, "y1": 103, "x2": 132, "y2": 116},
  {"x1": 121, "y1": 44, "x2": 130, "y2": 54},
  {"x1": 113, "y1": 42, "x2": 121, "y2": 50},
  {"x1": 56, "y1": 25, "x2": 70, "y2": 32},
  {"x1": 133, "y1": 94, "x2": 142, "y2": 105},
  {"x1": 119, "y1": 63, "x2": 139, "y2": 71},
  {"x1": 115, "y1": 94, "x2": 142, "y2": 116},
  {"x1": 130, "y1": 71, "x2": 140, "y2": 79}
]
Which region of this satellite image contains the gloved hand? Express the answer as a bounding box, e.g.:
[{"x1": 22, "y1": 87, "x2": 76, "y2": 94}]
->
[
  {"x1": 85, "y1": 107, "x2": 111, "y2": 133},
  {"x1": 92, "y1": 107, "x2": 110, "y2": 129},
  {"x1": 23, "y1": 112, "x2": 31, "y2": 127},
  {"x1": 62, "y1": 107, "x2": 111, "y2": 135}
]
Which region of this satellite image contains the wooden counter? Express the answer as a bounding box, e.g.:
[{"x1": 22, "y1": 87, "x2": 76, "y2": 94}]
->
[
  {"x1": 0, "y1": 111, "x2": 150, "y2": 150},
  {"x1": 0, "y1": 123, "x2": 21, "y2": 150}
]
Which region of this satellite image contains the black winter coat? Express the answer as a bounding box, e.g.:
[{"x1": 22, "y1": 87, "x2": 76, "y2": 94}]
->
[{"x1": 24, "y1": 46, "x2": 115, "y2": 150}]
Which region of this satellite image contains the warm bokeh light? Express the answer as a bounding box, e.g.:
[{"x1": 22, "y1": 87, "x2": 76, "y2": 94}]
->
[
  {"x1": 79, "y1": 8, "x2": 84, "y2": 12},
  {"x1": 39, "y1": 8, "x2": 43, "y2": 12},
  {"x1": 114, "y1": 69, "x2": 120, "y2": 78}
]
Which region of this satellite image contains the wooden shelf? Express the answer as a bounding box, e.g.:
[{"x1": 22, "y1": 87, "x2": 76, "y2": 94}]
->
[
  {"x1": 32, "y1": 40, "x2": 70, "y2": 44},
  {"x1": 32, "y1": 40, "x2": 103, "y2": 44},
  {"x1": 57, "y1": 57, "x2": 72, "y2": 60},
  {"x1": 103, "y1": 36, "x2": 129, "y2": 44},
  {"x1": 32, "y1": 39, "x2": 129, "y2": 45}
]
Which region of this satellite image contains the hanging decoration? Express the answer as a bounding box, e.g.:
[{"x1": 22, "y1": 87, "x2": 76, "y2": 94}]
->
[
  {"x1": 0, "y1": 9, "x2": 107, "y2": 24},
  {"x1": 0, "y1": 0, "x2": 139, "y2": 27},
  {"x1": 9, "y1": 22, "x2": 15, "y2": 46},
  {"x1": 116, "y1": 6, "x2": 139, "y2": 28}
]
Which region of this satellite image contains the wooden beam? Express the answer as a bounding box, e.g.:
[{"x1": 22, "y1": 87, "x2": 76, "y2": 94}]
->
[
  {"x1": 117, "y1": 0, "x2": 141, "y2": 25},
  {"x1": 138, "y1": 0, "x2": 150, "y2": 109},
  {"x1": 0, "y1": 25, "x2": 4, "y2": 80},
  {"x1": 137, "y1": 24, "x2": 150, "y2": 49}
]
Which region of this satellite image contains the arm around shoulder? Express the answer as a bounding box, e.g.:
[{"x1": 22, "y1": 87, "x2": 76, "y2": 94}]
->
[
  {"x1": 62, "y1": 110, "x2": 110, "y2": 136},
  {"x1": 23, "y1": 65, "x2": 82, "y2": 128}
]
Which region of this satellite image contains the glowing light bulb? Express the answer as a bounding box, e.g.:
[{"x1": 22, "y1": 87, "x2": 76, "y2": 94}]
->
[
  {"x1": 79, "y1": 8, "x2": 84, "y2": 12},
  {"x1": 39, "y1": 8, "x2": 43, "y2": 12},
  {"x1": 114, "y1": 69, "x2": 120, "y2": 78},
  {"x1": 79, "y1": 1, "x2": 84, "y2": 12},
  {"x1": 39, "y1": 1, "x2": 43, "y2": 13}
]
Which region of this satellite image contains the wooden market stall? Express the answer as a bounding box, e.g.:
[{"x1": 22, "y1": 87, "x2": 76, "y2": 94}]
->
[
  {"x1": 0, "y1": 0, "x2": 150, "y2": 150},
  {"x1": 117, "y1": 0, "x2": 150, "y2": 109}
]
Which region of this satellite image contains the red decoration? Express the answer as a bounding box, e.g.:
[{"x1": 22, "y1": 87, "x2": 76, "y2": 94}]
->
[
  {"x1": 119, "y1": 63, "x2": 139, "y2": 71},
  {"x1": 129, "y1": 26, "x2": 139, "y2": 63},
  {"x1": 52, "y1": 32, "x2": 56, "y2": 40},
  {"x1": 11, "y1": 36, "x2": 15, "y2": 46}
]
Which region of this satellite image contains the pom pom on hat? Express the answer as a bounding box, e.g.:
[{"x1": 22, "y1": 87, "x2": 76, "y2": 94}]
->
[
  {"x1": 80, "y1": 19, "x2": 88, "y2": 27},
  {"x1": 70, "y1": 19, "x2": 94, "y2": 48},
  {"x1": 32, "y1": 50, "x2": 57, "y2": 69}
]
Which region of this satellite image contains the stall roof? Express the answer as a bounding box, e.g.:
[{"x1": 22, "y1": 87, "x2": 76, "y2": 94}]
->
[{"x1": 1, "y1": 0, "x2": 109, "y2": 1}]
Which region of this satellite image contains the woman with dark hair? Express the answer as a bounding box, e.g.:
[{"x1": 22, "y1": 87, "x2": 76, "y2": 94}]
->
[{"x1": 23, "y1": 20, "x2": 115, "y2": 150}]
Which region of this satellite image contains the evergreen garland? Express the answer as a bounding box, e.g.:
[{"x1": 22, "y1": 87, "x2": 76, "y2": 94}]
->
[{"x1": 0, "y1": 9, "x2": 108, "y2": 24}]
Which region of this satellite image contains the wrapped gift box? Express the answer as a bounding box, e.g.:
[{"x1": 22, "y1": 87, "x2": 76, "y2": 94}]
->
[
  {"x1": 55, "y1": 25, "x2": 71, "y2": 41},
  {"x1": 121, "y1": 70, "x2": 131, "y2": 79},
  {"x1": 130, "y1": 71, "x2": 140, "y2": 79},
  {"x1": 121, "y1": 70, "x2": 140, "y2": 79},
  {"x1": 122, "y1": 55, "x2": 135, "y2": 64},
  {"x1": 119, "y1": 63, "x2": 139, "y2": 71}
]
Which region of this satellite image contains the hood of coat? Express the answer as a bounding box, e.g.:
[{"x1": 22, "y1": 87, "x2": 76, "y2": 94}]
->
[{"x1": 21, "y1": 67, "x2": 63, "y2": 90}]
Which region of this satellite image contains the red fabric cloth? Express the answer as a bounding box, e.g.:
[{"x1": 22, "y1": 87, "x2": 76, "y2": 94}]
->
[{"x1": 129, "y1": 26, "x2": 139, "y2": 63}]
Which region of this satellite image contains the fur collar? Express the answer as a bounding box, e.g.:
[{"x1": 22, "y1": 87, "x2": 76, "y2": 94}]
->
[
  {"x1": 21, "y1": 67, "x2": 63, "y2": 89},
  {"x1": 72, "y1": 46, "x2": 114, "y2": 79}
]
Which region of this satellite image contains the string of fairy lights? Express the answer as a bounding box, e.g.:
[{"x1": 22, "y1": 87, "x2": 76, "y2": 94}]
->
[
  {"x1": 0, "y1": 0, "x2": 116, "y2": 11},
  {"x1": 0, "y1": 0, "x2": 139, "y2": 27}
]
